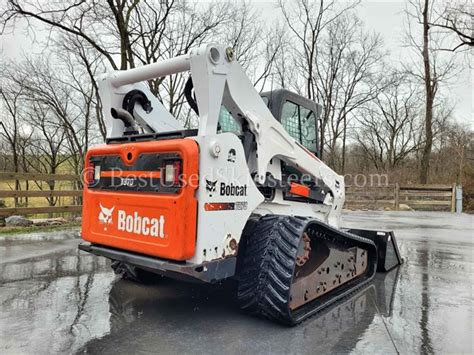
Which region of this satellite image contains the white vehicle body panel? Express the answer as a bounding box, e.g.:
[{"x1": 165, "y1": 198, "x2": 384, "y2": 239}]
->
[{"x1": 189, "y1": 133, "x2": 264, "y2": 263}]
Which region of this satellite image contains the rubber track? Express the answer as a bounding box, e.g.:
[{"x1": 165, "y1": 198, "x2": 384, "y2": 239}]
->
[{"x1": 237, "y1": 215, "x2": 377, "y2": 325}]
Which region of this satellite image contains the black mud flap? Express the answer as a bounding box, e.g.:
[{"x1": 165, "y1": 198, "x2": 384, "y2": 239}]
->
[{"x1": 345, "y1": 229, "x2": 403, "y2": 272}]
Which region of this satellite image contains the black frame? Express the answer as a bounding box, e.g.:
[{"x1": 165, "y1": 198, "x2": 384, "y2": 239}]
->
[{"x1": 89, "y1": 152, "x2": 182, "y2": 194}]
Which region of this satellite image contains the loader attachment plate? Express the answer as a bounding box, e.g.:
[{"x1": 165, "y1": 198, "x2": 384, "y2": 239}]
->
[{"x1": 345, "y1": 229, "x2": 403, "y2": 272}]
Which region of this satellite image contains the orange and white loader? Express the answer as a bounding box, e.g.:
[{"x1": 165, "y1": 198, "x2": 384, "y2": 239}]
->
[{"x1": 79, "y1": 44, "x2": 402, "y2": 325}]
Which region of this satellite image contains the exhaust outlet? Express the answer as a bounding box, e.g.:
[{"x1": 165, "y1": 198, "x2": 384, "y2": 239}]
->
[{"x1": 111, "y1": 108, "x2": 139, "y2": 135}]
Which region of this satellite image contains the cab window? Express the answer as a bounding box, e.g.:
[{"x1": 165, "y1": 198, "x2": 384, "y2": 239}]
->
[
  {"x1": 281, "y1": 101, "x2": 317, "y2": 152},
  {"x1": 299, "y1": 106, "x2": 317, "y2": 152},
  {"x1": 281, "y1": 101, "x2": 300, "y2": 142},
  {"x1": 218, "y1": 96, "x2": 269, "y2": 135},
  {"x1": 218, "y1": 106, "x2": 241, "y2": 134}
]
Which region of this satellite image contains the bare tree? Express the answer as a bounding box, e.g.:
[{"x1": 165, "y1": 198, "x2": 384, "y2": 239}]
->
[
  {"x1": 316, "y1": 14, "x2": 386, "y2": 171},
  {"x1": 355, "y1": 73, "x2": 422, "y2": 170},
  {"x1": 0, "y1": 84, "x2": 22, "y2": 174},
  {"x1": 250, "y1": 25, "x2": 286, "y2": 91},
  {"x1": 277, "y1": 0, "x2": 390, "y2": 165},
  {"x1": 58, "y1": 34, "x2": 108, "y2": 139},
  {"x1": 24, "y1": 103, "x2": 69, "y2": 206},
  {"x1": 5, "y1": 55, "x2": 99, "y2": 178},
  {"x1": 420, "y1": 0, "x2": 435, "y2": 184},
  {"x1": 278, "y1": 0, "x2": 359, "y2": 101},
  {"x1": 405, "y1": 0, "x2": 458, "y2": 183},
  {"x1": 1, "y1": 1, "x2": 119, "y2": 68},
  {"x1": 447, "y1": 123, "x2": 472, "y2": 185},
  {"x1": 429, "y1": 0, "x2": 474, "y2": 52},
  {"x1": 0, "y1": 78, "x2": 27, "y2": 206}
]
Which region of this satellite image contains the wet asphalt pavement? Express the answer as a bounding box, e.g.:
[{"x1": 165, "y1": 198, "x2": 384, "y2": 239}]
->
[{"x1": 0, "y1": 211, "x2": 472, "y2": 354}]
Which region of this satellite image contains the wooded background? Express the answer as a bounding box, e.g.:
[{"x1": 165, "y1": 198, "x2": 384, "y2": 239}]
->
[{"x1": 0, "y1": 0, "x2": 472, "y2": 210}]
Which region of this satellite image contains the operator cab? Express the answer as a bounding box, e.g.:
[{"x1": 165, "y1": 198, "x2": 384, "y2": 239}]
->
[{"x1": 219, "y1": 89, "x2": 321, "y2": 157}]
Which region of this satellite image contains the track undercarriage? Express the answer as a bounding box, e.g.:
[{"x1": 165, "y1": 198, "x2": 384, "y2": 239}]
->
[{"x1": 237, "y1": 215, "x2": 378, "y2": 325}]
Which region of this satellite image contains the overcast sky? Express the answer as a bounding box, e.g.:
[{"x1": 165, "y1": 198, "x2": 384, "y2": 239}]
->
[{"x1": 1, "y1": 0, "x2": 471, "y2": 124}]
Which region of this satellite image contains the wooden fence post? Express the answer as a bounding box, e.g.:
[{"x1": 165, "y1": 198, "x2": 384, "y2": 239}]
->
[
  {"x1": 394, "y1": 183, "x2": 400, "y2": 211},
  {"x1": 451, "y1": 183, "x2": 456, "y2": 213}
]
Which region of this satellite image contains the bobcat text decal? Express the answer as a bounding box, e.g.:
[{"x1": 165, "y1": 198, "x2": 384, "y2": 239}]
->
[
  {"x1": 117, "y1": 211, "x2": 165, "y2": 238},
  {"x1": 204, "y1": 178, "x2": 247, "y2": 198},
  {"x1": 98, "y1": 204, "x2": 165, "y2": 237},
  {"x1": 220, "y1": 182, "x2": 247, "y2": 196}
]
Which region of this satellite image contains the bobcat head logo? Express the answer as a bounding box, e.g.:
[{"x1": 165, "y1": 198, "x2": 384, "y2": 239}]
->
[
  {"x1": 205, "y1": 179, "x2": 218, "y2": 196},
  {"x1": 99, "y1": 203, "x2": 115, "y2": 231},
  {"x1": 227, "y1": 149, "x2": 236, "y2": 163}
]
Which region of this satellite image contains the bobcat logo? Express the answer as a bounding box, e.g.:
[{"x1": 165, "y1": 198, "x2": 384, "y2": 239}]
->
[
  {"x1": 227, "y1": 149, "x2": 236, "y2": 163},
  {"x1": 99, "y1": 203, "x2": 115, "y2": 231},
  {"x1": 205, "y1": 179, "x2": 218, "y2": 197}
]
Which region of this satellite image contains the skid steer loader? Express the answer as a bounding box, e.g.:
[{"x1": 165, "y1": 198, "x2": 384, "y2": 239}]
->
[{"x1": 79, "y1": 44, "x2": 402, "y2": 325}]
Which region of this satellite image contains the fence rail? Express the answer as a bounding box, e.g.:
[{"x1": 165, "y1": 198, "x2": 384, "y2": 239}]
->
[
  {"x1": 0, "y1": 172, "x2": 80, "y2": 181},
  {"x1": 0, "y1": 190, "x2": 83, "y2": 198},
  {"x1": 0, "y1": 206, "x2": 83, "y2": 217},
  {"x1": 0, "y1": 172, "x2": 82, "y2": 218},
  {"x1": 345, "y1": 183, "x2": 458, "y2": 212}
]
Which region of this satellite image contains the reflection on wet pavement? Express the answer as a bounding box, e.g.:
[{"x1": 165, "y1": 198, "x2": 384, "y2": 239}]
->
[
  {"x1": 0, "y1": 243, "x2": 112, "y2": 353},
  {"x1": 0, "y1": 211, "x2": 472, "y2": 354}
]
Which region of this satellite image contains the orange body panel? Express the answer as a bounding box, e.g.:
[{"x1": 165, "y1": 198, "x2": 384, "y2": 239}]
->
[{"x1": 81, "y1": 139, "x2": 199, "y2": 260}]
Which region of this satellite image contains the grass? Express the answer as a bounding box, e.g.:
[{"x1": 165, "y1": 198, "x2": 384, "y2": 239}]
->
[{"x1": 0, "y1": 221, "x2": 81, "y2": 236}]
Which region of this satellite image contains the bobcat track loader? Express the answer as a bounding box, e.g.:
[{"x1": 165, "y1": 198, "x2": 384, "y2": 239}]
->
[{"x1": 79, "y1": 44, "x2": 402, "y2": 325}]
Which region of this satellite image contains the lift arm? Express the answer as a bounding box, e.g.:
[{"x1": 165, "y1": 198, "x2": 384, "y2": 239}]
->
[{"x1": 98, "y1": 44, "x2": 344, "y2": 225}]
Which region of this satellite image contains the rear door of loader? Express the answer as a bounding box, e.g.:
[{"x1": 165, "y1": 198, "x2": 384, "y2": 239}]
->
[{"x1": 81, "y1": 139, "x2": 199, "y2": 261}]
